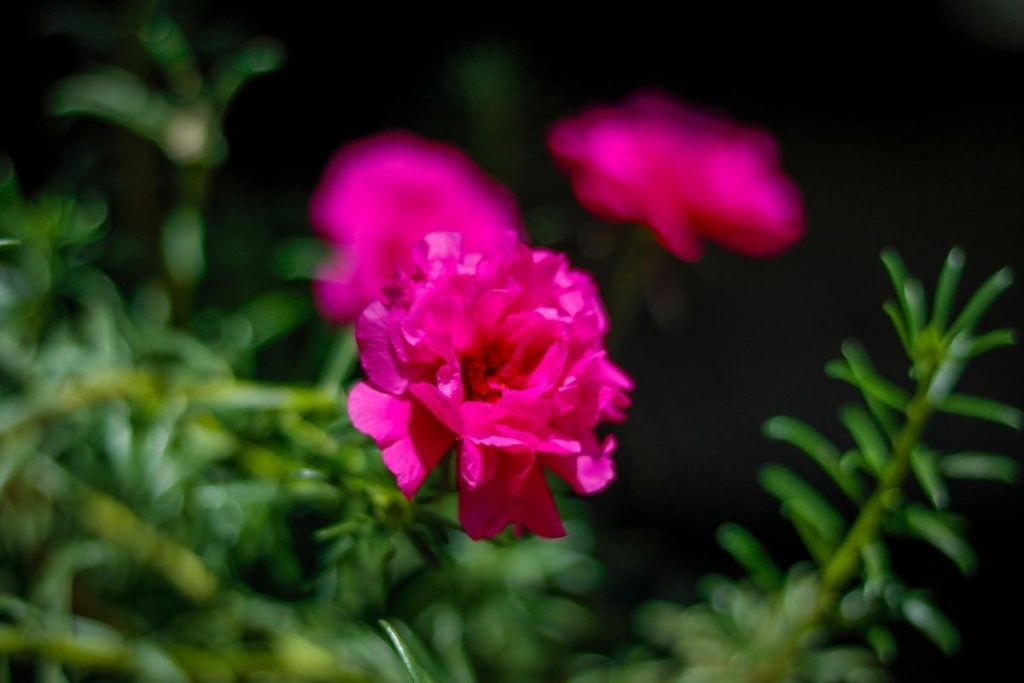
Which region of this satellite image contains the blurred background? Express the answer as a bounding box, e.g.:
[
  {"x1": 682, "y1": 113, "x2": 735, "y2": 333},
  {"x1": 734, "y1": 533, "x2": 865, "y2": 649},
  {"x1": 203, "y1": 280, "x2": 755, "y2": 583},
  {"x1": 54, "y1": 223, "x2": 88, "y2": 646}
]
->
[{"x1": 2, "y1": 1, "x2": 1022, "y2": 681}]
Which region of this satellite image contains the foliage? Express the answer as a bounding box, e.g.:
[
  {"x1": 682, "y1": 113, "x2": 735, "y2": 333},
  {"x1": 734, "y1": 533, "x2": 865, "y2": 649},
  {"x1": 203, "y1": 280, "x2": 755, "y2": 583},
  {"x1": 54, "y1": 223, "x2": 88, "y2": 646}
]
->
[
  {"x1": 570, "y1": 249, "x2": 1018, "y2": 683},
  {"x1": 1, "y1": 4, "x2": 1019, "y2": 683}
]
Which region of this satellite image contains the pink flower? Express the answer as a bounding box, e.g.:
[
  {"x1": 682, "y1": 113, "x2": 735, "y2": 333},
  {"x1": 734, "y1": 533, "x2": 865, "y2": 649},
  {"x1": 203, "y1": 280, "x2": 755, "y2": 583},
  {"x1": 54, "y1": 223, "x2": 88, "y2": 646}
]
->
[
  {"x1": 547, "y1": 92, "x2": 804, "y2": 260},
  {"x1": 311, "y1": 132, "x2": 522, "y2": 323},
  {"x1": 347, "y1": 231, "x2": 633, "y2": 539}
]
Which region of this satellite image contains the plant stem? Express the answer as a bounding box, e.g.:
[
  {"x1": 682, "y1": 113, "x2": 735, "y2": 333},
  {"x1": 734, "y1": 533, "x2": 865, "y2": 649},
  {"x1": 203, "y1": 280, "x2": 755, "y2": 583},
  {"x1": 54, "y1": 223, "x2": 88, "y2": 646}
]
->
[
  {"x1": 776, "y1": 361, "x2": 940, "y2": 674},
  {"x1": 0, "y1": 374, "x2": 338, "y2": 444},
  {"x1": 0, "y1": 625, "x2": 372, "y2": 682}
]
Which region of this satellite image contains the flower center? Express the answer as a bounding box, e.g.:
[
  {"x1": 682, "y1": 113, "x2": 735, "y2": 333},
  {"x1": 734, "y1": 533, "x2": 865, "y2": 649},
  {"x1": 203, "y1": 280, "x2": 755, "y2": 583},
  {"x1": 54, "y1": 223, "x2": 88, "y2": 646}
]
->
[{"x1": 461, "y1": 343, "x2": 538, "y2": 402}]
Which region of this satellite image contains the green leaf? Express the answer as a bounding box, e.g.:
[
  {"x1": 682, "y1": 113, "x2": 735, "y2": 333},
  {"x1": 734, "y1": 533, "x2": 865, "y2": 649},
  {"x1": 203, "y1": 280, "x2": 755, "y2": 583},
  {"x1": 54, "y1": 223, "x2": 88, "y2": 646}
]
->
[
  {"x1": 49, "y1": 69, "x2": 174, "y2": 148},
  {"x1": 903, "y1": 505, "x2": 977, "y2": 575},
  {"x1": 839, "y1": 404, "x2": 889, "y2": 473},
  {"x1": 909, "y1": 448, "x2": 948, "y2": 509},
  {"x1": 931, "y1": 247, "x2": 965, "y2": 330},
  {"x1": 716, "y1": 523, "x2": 783, "y2": 591},
  {"x1": 938, "y1": 393, "x2": 1023, "y2": 430},
  {"x1": 763, "y1": 416, "x2": 862, "y2": 500},
  {"x1": 760, "y1": 464, "x2": 847, "y2": 556},
  {"x1": 379, "y1": 619, "x2": 437, "y2": 683},
  {"x1": 319, "y1": 329, "x2": 358, "y2": 393},
  {"x1": 925, "y1": 355, "x2": 965, "y2": 405},
  {"x1": 140, "y1": 15, "x2": 201, "y2": 100},
  {"x1": 827, "y1": 354, "x2": 909, "y2": 414},
  {"x1": 212, "y1": 38, "x2": 286, "y2": 109},
  {"x1": 883, "y1": 299, "x2": 912, "y2": 356},
  {"x1": 866, "y1": 625, "x2": 898, "y2": 664},
  {"x1": 901, "y1": 593, "x2": 960, "y2": 655},
  {"x1": 860, "y1": 541, "x2": 891, "y2": 588},
  {"x1": 881, "y1": 249, "x2": 926, "y2": 337},
  {"x1": 0, "y1": 238, "x2": 19, "y2": 250},
  {"x1": 965, "y1": 328, "x2": 1016, "y2": 359},
  {"x1": 940, "y1": 452, "x2": 1018, "y2": 483},
  {"x1": 946, "y1": 267, "x2": 1014, "y2": 341},
  {"x1": 162, "y1": 206, "x2": 205, "y2": 288}
]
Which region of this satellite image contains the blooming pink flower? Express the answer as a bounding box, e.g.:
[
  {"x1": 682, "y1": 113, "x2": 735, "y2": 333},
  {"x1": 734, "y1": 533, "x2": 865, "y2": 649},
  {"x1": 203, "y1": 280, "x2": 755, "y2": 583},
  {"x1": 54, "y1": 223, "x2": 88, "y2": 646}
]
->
[
  {"x1": 347, "y1": 231, "x2": 633, "y2": 539},
  {"x1": 311, "y1": 132, "x2": 522, "y2": 323},
  {"x1": 547, "y1": 92, "x2": 803, "y2": 260}
]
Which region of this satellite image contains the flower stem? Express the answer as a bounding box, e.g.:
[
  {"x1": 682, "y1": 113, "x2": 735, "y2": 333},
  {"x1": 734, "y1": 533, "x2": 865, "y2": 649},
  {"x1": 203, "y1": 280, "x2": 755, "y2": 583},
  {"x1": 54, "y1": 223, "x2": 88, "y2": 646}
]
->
[{"x1": 777, "y1": 360, "x2": 940, "y2": 674}]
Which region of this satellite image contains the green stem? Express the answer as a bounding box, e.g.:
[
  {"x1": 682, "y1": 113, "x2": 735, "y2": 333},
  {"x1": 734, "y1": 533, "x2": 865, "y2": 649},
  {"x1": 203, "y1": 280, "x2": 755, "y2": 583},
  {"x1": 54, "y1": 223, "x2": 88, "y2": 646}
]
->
[
  {"x1": 0, "y1": 374, "x2": 338, "y2": 443},
  {"x1": 0, "y1": 372, "x2": 156, "y2": 442},
  {"x1": 0, "y1": 625, "x2": 372, "y2": 682},
  {"x1": 0, "y1": 626, "x2": 133, "y2": 672},
  {"x1": 774, "y1": 362, "x2": 940, "y2": 674}
]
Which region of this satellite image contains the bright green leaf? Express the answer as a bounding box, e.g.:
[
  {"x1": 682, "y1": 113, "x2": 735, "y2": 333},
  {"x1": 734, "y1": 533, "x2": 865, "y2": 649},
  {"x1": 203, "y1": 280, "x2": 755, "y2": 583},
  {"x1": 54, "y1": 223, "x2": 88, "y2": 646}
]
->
[
  {"x1": 902, "y1": 593, "x2": 960, "y2": 655},
  {"x1": 839, "y1": 404, "x2": 889, "y2": 473},
  {"x1": 940, "y1": 452, "x2": 1018, "y2": 483},
  {"x1": 931, "y1": 247, "x2": 965, "y2": 330},
  {"x1": 903, "y1": 505, "x2": 977, "y2": 575},
  {"x1": 910, "y1": 448, "x2": 948, "y2": 509},
  {"x1": 938, "y1": 393, "x2": 1023, "y2": 430},
  {"x1": 716, "y1": 523, "x2": 783, "y2": 591},
  {"x1": 379, "y1": 619, "x2": 437, "y2": 683},
  {"x1": 763, "y1": 416, "x2": 862, "y2": 500},
  {"x1": 946, "y1": 267, "x2": 1014, "y2": 341},
  {"x1": 965, "y1": 328, "x2": 1016, "y2": 359}
]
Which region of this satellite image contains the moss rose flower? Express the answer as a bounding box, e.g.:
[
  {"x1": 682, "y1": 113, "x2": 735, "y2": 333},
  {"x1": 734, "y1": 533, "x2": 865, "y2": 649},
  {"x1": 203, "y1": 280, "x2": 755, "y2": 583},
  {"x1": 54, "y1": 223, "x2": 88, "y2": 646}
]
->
[
  {"x1": 347, "y1": 231, "x2": 633, "y2": 539},
  {"x1": 311, "y1": 132, "x2": 522, "y2": 323},
  {"x1": 548, "y1": 91, "x2": 803, "y2": 260}
]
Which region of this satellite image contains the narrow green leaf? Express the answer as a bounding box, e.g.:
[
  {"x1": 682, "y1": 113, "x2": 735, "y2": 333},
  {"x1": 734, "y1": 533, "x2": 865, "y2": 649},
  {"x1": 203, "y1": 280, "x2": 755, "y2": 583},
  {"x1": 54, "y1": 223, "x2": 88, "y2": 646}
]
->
[
  {"x1": 903, "y1": 278, "x2": 927, "y2": 336},
  {"x1": 49, "y1": 70, "x2": 173, "y2": 146},
  {"x1": 860, "y1": 541, "x2": 891, "y2": 588},
  {"x1": 761, "y1": 464, "x2": 847, "y2": 552},
  {"x1": 826, "y1": 361, "x2": 902, "y2": 435},
  {"x1": 212, "y1": 38, "x2": 286, "y2": 108},
  {"x1": 0, "y1": 238, "x2": 19, "y2": 250},
  {"x1": 910, "y1": 448, "x2": 948, "y2": 509},
  {"x1": 925, "y1": 356, "x2": 965, "y2": 405},
  {"x1": 883, "y1": 299, "x2": 912, "y2": 356},
  {"x1": 162, "y1": 206, "x2": 205, "y2": 287},
  {"x1": 784, "y1": 502, "x2": 836, "y2": 566},
  {"x1": 931, "y1": 247, "x2": 965, "y2": 330},
  {"x1": 839, "y1": 404, "x2": 889, "y2": 473},
  {"x1": 946, "y1": 267, "x2": 1014, "y2": 341},
  {"x1": 716, "y1": 523, "x2": 783, "y2": 591},
  {"x1": 940, "y1": 453, "x2": 1018, "y2": 483},
  {"x1": 903, "y1": 505, "x2": 977, "y2": 575},
  {"x1": 881, "y1": 249, "x2": 925, "y2": 337},
  {"x1": 965, "y1": 328, "x2": 1016, "y2": 359},
  {"x1": 763, "y1": 416, "x2": 862, "y2": 500},
  {"x1": 140, "y1": 15, "x2": 201, "y2": 100},
  {"x1": 938, "y1": 393, "x2": 1023, "y2": 430},
  {"x1": 379, "y1": 619, "x2": 437, "y2": 683},
  {"x1": 319, "y1": 328, "x2": 358, "y2": 393},
  {"x1": 902, "y1": 593, "x2": 960, "y2": 655},
  {"x1": 827, "y1": 355, "x2": 910, "y2": 413},
  {"x1": 866, "y1": 625, "x2": 899, "y2": 664}
]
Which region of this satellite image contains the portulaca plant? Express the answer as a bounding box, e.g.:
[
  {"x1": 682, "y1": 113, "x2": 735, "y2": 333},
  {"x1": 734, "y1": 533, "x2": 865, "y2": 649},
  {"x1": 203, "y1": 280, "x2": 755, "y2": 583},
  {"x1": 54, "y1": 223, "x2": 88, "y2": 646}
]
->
[{"x1": 0, "y1": 9, "x2": 1017, "y2": 683}]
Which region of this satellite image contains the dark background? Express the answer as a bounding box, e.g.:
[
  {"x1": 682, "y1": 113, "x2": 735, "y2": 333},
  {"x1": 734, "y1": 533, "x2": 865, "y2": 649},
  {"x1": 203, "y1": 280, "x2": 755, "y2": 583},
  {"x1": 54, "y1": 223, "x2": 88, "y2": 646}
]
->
[{"x1": 3, "y1": 1, "x2": 1022, "y2": 680}]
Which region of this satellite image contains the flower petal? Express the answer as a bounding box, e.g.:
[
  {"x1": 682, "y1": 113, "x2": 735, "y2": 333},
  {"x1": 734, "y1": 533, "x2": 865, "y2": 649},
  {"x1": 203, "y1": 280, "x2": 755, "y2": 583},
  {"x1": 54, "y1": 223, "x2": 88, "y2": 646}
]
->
[
  {"x1": 348, "y1": 383, "x2": 454, "y2": 497},
  {"x1": 458, "y1": 451, "x2": 565, "y2": 539},
  {"x1": 356, "y1": 301, "x2": 407, "y2": 394}
]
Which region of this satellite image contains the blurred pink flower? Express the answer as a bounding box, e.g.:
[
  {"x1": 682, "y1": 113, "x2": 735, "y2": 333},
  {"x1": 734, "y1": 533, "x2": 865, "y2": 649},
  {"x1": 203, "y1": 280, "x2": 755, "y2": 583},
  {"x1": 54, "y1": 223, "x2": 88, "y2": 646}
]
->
[
  {"x1": 547, "y1": 92, "x2": 804, "y2": 260},
  {"x1": 348, "y1": 231, "x2": 633, "y2": 539},
  {"x1": 311, "y1": 132, "x2": 522, "y2": 323}
]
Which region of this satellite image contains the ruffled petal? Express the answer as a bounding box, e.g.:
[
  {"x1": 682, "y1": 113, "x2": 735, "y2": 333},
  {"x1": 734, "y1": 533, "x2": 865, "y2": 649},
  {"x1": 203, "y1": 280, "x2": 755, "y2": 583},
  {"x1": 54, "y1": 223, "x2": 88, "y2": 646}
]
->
[
  {"x1": 541, "y1": 435, "x2": 617, "y2": 495},
  {"x1": 356, "y1": 302, "x2": 408, "y2": 394},
  {"x1": 348, "y1": 383, "x2": 454, "y2": 497},
  {"x1": 458, "y1": 450, "x2": 565, "y2": 540}
]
